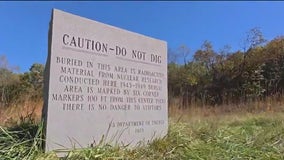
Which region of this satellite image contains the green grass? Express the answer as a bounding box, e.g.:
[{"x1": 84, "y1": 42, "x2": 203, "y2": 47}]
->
[{"x1": 1, "y1": 113, "x2": 284, "y2": 159}]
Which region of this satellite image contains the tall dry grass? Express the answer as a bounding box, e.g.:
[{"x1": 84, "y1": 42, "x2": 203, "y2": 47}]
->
[
  {"x1": 1, "y1": 97, "x2": 284, "y2": 126},
  {"x1": 1, "y1": 98, "x2": 284, "y2": 159},
  {"x1": 0, "y1": 100, "x2": 43, "y2": 126},
  {"x1": 169, "y1": 97, "x2": 284, "y2": 123}
]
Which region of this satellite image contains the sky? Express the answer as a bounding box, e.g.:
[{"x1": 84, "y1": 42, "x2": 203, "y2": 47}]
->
[{"x1": 1, "y1": 1, "x2": 284, "y2": 72}]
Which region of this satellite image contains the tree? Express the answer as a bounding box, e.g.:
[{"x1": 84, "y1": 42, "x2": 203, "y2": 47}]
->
[
  {"x1": 0, "y1": 55, "x2": 20, "y2": 107},
  {"x1": 242, "y1": 27, "x2": 266, "y2": 52},
  {"x1": 194, "y1": 40, "x2": 216, "y2": 70},
  {"x1": 168, "y1": 48, "x2": 178, "y2": 64},
  {"x1": 20, "y1": 63, "x2": 44, "y2": 100},
  {"x1": 178, "y1": 45, "x2": 190, "y2": 65},
  {"x1": 261, "y1": 36, "x2": 284, "y2": 97}
]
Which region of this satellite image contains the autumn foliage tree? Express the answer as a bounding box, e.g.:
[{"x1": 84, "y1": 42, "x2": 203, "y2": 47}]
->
[
  {"x1": 1, "y1": 28, "x2": 284, "y2": 109},
  {"x1": 0, "y1": 55, "x2": 44, "y2": 107},
  {"x1": 168, "y1": 28, "x2": 284, "y2": 108}
]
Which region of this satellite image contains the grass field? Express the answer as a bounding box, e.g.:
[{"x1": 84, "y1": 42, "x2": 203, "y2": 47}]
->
[{"x1": 1, "y1": 104, "x2": 284, "y2": 159}]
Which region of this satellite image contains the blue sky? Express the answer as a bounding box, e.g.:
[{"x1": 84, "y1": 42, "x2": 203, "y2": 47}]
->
[{"x1": 1, "y1": 1, "x2": 284, "y2": 72}]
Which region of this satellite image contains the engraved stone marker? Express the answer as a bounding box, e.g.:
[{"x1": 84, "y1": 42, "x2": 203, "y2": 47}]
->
[{"x1": 43, "y1": 9, "x2": 168, "y2": 153}]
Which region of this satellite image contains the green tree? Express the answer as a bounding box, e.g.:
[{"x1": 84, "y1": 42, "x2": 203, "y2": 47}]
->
[{"x1": 20, "y1": 63, "x2": 44, "y2": 100}]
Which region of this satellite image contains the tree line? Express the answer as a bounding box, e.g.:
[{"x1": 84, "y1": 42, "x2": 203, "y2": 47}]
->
[
  {"x1": 1, "y1": 27, "x2": 284, "y2": 109},
  {"x1": 168, "y1": 28, "x2": 284, "y2": 108},
  {"x1": 0, "y1": 55, "x2": 44, "y2": 107}
]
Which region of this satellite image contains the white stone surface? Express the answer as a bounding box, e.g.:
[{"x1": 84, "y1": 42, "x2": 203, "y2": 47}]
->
[{"x1": 43, "y1": 9, "x2": 168, "y2": 154}]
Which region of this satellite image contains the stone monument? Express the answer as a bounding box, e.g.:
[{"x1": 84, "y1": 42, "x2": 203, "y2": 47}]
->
[{"x1": 43, "y1": 9, "x2": 168, "y2": 154}]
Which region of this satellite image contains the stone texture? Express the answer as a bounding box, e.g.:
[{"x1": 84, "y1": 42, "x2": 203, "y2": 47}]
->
[{"x1": 43, "y1": 9, "x2": 168, "y2": 154}]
